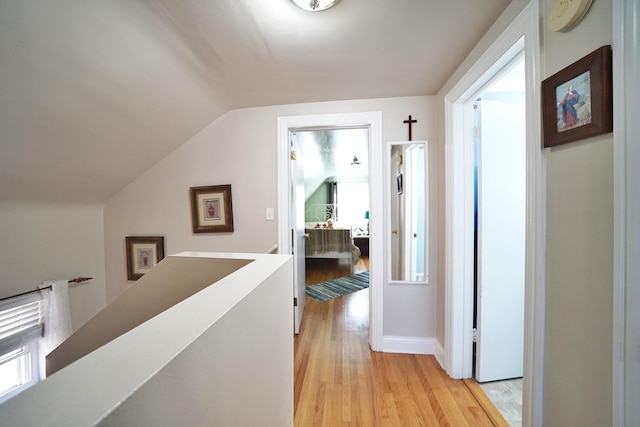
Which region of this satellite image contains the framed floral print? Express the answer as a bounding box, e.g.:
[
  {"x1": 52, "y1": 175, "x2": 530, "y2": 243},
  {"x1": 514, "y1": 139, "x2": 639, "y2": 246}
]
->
[{"x1": 189, "y1": 184, "x2": 234, "y2": 233}]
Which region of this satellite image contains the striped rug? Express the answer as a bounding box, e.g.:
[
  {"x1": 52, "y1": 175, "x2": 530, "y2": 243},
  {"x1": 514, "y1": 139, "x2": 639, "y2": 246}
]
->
[{"x1": 305, "y1": 271, "x2": 370, "y2": 302}]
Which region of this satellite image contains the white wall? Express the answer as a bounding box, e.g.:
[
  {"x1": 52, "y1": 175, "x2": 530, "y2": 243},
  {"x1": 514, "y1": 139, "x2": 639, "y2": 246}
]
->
[
  {"x1": 47, "y1": 256, "x2": 251, "y2": 375},
  {"x1": 100, "y1": 254, "x2": 293, "y2": 427},
  {"x1": 104, "y1": 95, "x2": 438, "y2": 340},
  {"x1": 0, "y1": 202, "x2": 106, "y2": 330},
  {"x1": 542, "y1": 0, "x2": 613, "y2": 424}
]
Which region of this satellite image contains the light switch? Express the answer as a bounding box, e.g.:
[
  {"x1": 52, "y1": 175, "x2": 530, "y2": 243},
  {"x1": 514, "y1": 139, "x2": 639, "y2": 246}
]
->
[{"x1": 266, "y1": 208, "x2": 274, "y2": 220}]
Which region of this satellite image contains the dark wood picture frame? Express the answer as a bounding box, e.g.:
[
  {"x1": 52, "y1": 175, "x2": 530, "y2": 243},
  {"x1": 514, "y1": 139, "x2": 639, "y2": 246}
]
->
[
  {"x1": 542, "y1": 45, "x2": 612, "y2": 148},
  {"x1": 189, "y1": 184, "x2": 234, "y2": 233},
  {"x1": 125, "y1": 236, "x2": 164, "y2": 281}
]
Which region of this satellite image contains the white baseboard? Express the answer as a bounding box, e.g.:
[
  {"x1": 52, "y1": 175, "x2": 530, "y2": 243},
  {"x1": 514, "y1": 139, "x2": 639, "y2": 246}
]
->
[
  {"x1": 433, "y1": 339, "x2": 446, "y2": 369},
  {"x1": 382, "y1": 336, "x2": 436, "y2": 354}
]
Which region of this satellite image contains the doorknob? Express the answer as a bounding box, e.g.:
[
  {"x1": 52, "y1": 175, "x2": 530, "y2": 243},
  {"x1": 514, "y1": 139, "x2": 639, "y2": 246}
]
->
[{"x1": 303, "y1": 233, "x2": 309, "y2": 238}]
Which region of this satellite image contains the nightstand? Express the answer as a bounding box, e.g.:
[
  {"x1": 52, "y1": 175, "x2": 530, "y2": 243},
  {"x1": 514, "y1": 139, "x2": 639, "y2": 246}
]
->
[{"x1": 353, "y1": 235, "x2": 369, "y2": 257}]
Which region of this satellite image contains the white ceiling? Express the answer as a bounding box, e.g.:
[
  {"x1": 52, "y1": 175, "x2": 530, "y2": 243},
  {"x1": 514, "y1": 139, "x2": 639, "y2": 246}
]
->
[{"x1": 0, "y1": 0, "x2": 511, "y2": 204}]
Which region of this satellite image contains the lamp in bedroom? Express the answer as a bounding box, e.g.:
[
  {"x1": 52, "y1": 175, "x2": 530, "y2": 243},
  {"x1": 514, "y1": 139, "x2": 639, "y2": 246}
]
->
[{"x1": 364, "y1": 210, "x2": 369, "y2": 235}]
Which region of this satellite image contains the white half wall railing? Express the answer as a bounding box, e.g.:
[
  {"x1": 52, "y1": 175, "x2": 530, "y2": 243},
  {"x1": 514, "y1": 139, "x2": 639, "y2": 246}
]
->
[{"x1": 0, "y1": 252, "x2": 294, "y2": 427}]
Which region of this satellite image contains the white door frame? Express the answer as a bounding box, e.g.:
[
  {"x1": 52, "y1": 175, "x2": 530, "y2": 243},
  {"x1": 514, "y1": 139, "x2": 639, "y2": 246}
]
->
[
  {"x1": 443, "y1": 2, "x2": 544, "y2": 426},
  {"x1": 613, "y1": 0, "x2": 639, "y2": 424},
  {"x1": 277, "y1": 112, "x2": 384, "y2": 350}
]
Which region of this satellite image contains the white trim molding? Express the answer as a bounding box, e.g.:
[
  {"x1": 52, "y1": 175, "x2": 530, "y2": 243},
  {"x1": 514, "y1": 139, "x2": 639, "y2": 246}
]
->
[
  {"x1": 277, "y1": 112, "x2": 384, "y2": 351},
  {"x1": 521, "y1": 6, "x2": 545, "y2": 426},
  {"x1": 613, "y1": 0, "x2": 640, "y2": 425},
  {"x1": 433, "y1": 339, "x2": 446, "y2": 369},
  {"x1": 443, "y1": 2, "x2": 544, "y2": 426},
  {"x1": 382, "y1": 336, "x2": 436, "y2": 355}
]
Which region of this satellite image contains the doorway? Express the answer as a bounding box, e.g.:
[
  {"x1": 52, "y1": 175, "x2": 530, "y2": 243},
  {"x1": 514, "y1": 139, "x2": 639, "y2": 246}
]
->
[
  {"x1": 472, "y1": 54, "x2": 526, "y2": 425},
  {"x1": 293, "y1": 127, "x2": 371, "y2": 296},
  {"x1": 277, "y1": 112, "x2": 384, "y2": 350},
  {"x1": 473, "y1": 54, "x2": 526, "y2": 382},
  {"x1": 443, "y1": 2, "x2": 544, "y2": 424}
]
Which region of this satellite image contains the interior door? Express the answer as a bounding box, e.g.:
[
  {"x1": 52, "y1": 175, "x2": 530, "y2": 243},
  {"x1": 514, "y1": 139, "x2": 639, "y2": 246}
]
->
[
  {"x1": 475, "y1": 97, "x2": 526, "y2": 382},
  {"x1": 291, "y1": 136, "x2": 306, "y2": 334}
]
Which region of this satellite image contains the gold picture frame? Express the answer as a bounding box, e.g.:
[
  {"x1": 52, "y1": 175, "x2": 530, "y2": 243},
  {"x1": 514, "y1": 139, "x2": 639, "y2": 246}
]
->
[
  {"x1": 189, "y1": 184, "x2": 234, "y2": 233},
  {"x1": 125, "y1": 236, "x2": 164, "y2": 281}
]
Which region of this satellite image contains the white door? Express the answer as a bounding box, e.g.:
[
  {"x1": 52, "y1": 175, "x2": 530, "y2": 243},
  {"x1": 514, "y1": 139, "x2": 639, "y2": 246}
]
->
[
  {"x1": 475, "y1": 96, "x2": 526, "y2": 382},
  {"x1": 291, "y1": 136, "x2": 306, "y2": 334}
]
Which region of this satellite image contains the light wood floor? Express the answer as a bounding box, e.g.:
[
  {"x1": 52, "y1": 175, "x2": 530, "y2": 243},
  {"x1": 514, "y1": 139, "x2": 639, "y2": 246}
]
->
[{"x1": 295, "y1": 257, "x2": 508, "y2": 426}]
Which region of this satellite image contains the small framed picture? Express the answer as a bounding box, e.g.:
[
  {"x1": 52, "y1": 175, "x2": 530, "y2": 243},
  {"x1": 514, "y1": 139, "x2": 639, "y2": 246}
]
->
[
  {"x1": 125, "y1": 236, "x2": 164, "y2": 281},
  {"x1": 189, "y1": 184, "x2": 234, "y2": 233},
  {"x1": 542, "y1": 45, "x2": 612, "y2": 148}
]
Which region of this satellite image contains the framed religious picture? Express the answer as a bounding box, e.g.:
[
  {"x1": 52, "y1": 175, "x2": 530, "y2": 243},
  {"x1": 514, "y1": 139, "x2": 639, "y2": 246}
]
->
[
  {"x1": 542, "y1": 45, "x2": 612, "y2": 148},
  {"x1": 125, "y1": 236, "x2": 164, "y2": 281},
  {"x1": 189, "y1": 184, "x2": 234, "y2": 233}
]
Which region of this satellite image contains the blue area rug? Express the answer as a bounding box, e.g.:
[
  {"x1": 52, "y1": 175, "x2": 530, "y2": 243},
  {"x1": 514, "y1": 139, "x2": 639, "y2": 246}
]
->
[{"x1": 305, "y1": 271, "x2": 369, "y2": 302}]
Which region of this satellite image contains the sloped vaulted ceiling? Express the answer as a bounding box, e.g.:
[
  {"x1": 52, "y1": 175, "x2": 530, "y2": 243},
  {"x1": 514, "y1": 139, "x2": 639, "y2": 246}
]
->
[{"x1": 0, "y1": 0, "x2": 510, "y2": 203}]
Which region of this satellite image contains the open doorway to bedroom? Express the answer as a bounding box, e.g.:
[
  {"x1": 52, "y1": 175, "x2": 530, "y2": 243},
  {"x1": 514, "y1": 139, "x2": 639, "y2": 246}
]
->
[
  {"x1": 292, "y1": 128, "x2": 370, "y2": 294},
  {"x1": 277, "y1": 111, "x2": 383, "y2": 349}
]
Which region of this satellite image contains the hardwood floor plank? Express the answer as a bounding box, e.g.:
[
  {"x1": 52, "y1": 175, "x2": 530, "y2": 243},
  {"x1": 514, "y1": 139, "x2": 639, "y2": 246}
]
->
[
  {"x1": 295, "y1": 257, "x2": 504, "y2": 426},
  {"x1": 403, "y1": 357, "x2": 442, "y2": 426},
  {"x1": 463, "y1": 379, "x2": 510, "y2": 427}
]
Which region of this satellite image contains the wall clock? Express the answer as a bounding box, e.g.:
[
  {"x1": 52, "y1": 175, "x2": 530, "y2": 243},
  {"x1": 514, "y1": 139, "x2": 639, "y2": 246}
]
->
[{"x1": 548, "y1": 0, "x2": 593, "y2": 32}]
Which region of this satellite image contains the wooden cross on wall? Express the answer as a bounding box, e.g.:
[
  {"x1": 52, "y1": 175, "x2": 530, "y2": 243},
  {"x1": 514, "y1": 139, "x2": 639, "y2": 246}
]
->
[{"x1": 403, "y1": 115, "x2": 417, "y2": 141}]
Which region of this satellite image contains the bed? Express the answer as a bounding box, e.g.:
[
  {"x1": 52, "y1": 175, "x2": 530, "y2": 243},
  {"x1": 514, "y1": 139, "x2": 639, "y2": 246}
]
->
[{"x1": 304, "y1": 204, "x2": 361, "y2": 269}]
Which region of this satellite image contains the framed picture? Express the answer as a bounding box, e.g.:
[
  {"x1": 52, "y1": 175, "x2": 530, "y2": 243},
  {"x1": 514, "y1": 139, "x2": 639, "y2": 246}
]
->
[
  {"x1": 125, "y1": 236, "x2": 164, "y2": 281},
  {"x1": 542, "y1": 45, "x2": 612, "y2": 148},
  {"x1": 189, "y1": 184, "x2": 234, "y2": 233},
  {"x1": 397, "y1": 173, "x2": 403, "y2": 195}
]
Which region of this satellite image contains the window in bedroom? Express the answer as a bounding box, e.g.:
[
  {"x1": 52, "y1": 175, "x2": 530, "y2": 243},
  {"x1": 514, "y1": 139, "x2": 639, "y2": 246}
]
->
[
  {"x1": 0, "y1": 293, "x2": 44, "y2": 403},
  {"x1": 336, "y1": 181, "x2": 369, "y2": 233}
]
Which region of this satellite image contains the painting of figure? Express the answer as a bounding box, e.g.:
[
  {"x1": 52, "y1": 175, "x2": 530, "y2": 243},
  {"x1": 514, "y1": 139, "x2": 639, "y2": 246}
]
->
[{"x1": 556, "y1": 70, "x2": 592, "y2": 133}]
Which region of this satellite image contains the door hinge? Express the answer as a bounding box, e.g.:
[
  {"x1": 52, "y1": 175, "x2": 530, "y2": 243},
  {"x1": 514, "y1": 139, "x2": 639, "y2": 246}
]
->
[
  {"x1": 291, "y1": 150, "x2": 297, "y2": 160},
  {"x1": 473, "y1": 327, "x2": 478, "y2": 343},
  {"x1": 294, "y1": 297, "x2": 298, "y2": 307}
]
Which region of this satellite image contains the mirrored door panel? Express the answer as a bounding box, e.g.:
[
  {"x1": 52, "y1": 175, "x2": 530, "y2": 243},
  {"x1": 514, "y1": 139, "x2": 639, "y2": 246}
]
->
[{"x1": 387, "y1": 141, "x2": 428, "y2": 284}]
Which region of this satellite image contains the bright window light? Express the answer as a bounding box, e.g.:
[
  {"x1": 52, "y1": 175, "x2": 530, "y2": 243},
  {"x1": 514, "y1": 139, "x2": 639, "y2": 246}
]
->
[
  {"x1": 0, "y1": 344, "x2": 37, "y2": 403},
  {"x1": 336, "y1": 182, "x2": 369, "y2": 232}
]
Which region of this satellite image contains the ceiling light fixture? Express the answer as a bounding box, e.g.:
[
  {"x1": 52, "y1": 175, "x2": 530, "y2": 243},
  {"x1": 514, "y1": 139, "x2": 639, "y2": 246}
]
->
[{"x1": 290, "y1": 0, "x2": 340, "y2": 12}]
